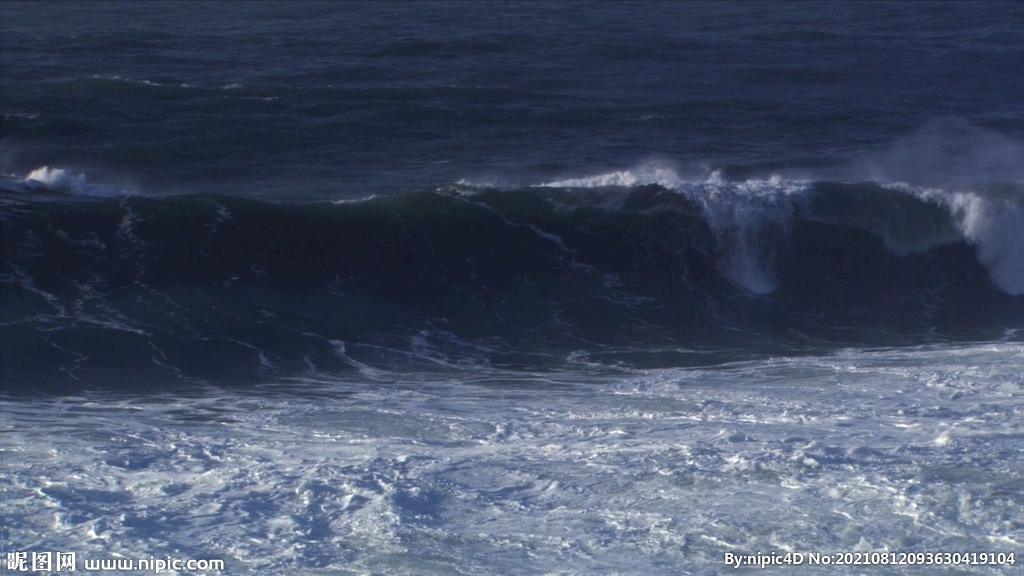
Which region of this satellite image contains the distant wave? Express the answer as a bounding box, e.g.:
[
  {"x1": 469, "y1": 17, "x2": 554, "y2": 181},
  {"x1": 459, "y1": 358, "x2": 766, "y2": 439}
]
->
[
  {"x1": 26, "y1": 166, "x2": 90, "y2": 190},
  {"x1": 6, "y1": 166, "x2": 129, "y2": 197}
]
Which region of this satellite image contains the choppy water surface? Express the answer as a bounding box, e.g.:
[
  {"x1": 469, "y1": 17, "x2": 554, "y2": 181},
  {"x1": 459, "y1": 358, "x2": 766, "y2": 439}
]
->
[
  {"x1": 4, "y1": 345, "x2": 1022, "y2": 574},
  {"x1": 2, "y1": 1, "x2": 1023, "y2": 574}
]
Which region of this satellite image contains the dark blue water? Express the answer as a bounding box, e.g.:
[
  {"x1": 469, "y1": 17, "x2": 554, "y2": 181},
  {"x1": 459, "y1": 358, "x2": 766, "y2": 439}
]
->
[
  {"x1": 4, "y1": 4, "x2": 1024, "y2": 574},
  {"x1": 2, "y1": 1, "x2": 1023, "y2": 392},
  {"x1": 3, "y1": 1, "x2": 1022, "y2": 196}
]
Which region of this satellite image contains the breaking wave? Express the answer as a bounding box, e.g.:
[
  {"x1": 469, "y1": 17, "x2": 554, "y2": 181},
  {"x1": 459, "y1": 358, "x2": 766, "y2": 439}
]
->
[
  {"x1": 6, "y1": 166, "x2": 130, "y2": 197},
  {"x1": 533, "y1": 166, "x2": 1024, "y2": 296},
  {"x1": 2, "y1": 172, "x2": 1022, "y2": 391}
]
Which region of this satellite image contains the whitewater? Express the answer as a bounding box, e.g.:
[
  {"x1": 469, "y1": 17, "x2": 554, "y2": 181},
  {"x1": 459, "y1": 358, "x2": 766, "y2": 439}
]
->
[
  {"x1": 4, "y1": 345, "x2": 1022, "y2": 574},
  {"x1": 3, "y1": 165, "x2": 1023, "y2": 574},
  {"x1": 3, "y1": 1, "x2": 1024, "y2": 574}
]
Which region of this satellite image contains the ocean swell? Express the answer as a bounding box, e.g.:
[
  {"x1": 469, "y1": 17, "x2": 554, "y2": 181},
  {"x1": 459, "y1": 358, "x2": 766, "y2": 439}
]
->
[{"x1": 2, "y1": 174, "x2": 1022, "y2": 391}]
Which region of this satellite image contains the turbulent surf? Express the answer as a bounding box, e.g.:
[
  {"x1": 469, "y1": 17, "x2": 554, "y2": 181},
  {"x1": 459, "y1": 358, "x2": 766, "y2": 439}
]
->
[
  {"x1": 2, "y1": 2, "x2": 1022, "y2": 574},
  {"x1": 4, "y1": 171, "x2": 1022, "y2": 392}
]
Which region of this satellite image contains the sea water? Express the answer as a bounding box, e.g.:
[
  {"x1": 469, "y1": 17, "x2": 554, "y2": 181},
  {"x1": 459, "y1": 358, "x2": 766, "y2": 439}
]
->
[{"x1": 2, "y1": 2, "x2": 1022, "y2": 574}]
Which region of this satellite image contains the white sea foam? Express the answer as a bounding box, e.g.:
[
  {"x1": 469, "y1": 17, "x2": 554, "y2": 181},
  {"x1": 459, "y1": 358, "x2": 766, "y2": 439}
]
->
[
  {"x1": 539, "y1": 165, "x2": 687, "y2": 189},
  {"x1": 91, "y1": 74, "x2": 164, "y2": 87},
  {"x1": 535, "y1": 164, "x2": 1024, "y2": 296},
  {"x1": 25, "y1": 166, "x2": 88, "y2": 190},
  {"x1": 880, "y1": 183, "x2": 1024, "y2": 296},
  {"x1": 539, "y1": 166, "x2": 813, "y2": 293},
  {"x1": 938, "y1": 191, "x2": 1024, "y2": 296},
  {"x1": 692, "y1": 172, "x2": 810, "y2": 294},
  {"x1": 22, "y1": 166, "x2": 126, "y2": 197},
  {"x1": 2, "y1": 344, "x2": 1020, "y2": 574}
]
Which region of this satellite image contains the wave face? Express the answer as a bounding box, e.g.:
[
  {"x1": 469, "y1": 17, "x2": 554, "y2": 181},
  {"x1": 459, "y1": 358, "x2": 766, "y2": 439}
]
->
[{"x1": 2, "y1": 174, "x2": 1023, "y2": 391}]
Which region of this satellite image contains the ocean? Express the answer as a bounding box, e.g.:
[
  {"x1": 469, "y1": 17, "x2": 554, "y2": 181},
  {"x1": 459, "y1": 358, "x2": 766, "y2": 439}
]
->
[{"x1": 1, "y1": 1, "x2": 1022, "y2": 574}]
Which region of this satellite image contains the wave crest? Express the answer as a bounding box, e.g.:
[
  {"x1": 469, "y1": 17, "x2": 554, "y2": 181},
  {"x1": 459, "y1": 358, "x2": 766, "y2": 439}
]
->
[
  {"x1": 538, "y1": 167, "x2": 813, "y2": 293},
  {"x1": 12, "y1": 166, "x2": 128, "y2": 197},
  {"x1": 939, "y1": 190, "x2": 1024, "y2": 296},
  {"x1": 529, "y1": 165, "x2": 1023, "y2": 297}
]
